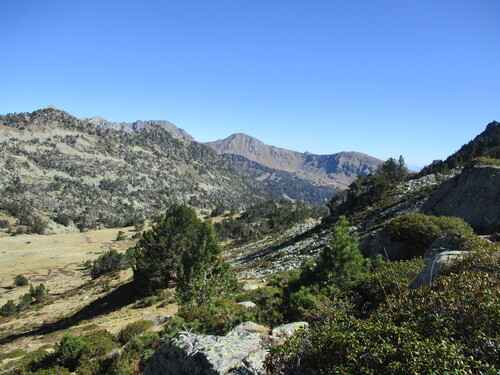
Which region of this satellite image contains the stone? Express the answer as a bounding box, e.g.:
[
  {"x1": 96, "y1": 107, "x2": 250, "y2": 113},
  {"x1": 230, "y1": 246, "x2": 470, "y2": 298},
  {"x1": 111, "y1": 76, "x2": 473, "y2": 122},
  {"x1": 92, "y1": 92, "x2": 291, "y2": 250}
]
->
[
  {"x1": 242, "y1": 284, "x2": 259, "y2": 291},
  {"x1": 237, "y1": 301, "x2": 257, "y2": 309},
  {"x1": 145, "y1": 324, "x2": 266, "y2": 375},
  {"x1": 271, "y1": 322, "x2": 309, "y2": 340},
  {"x1": 145, "y1": 321, "x2": 307, "y2": 375},
  {"x1": 410, "y1": 250, "x2": 468, "y2": 288}
]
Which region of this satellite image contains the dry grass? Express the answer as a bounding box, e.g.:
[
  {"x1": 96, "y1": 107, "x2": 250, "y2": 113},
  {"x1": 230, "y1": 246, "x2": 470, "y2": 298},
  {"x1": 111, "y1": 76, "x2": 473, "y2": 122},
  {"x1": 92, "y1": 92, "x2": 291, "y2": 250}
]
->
[{"x1": 0, "y1": 227, "x2": 177, "y2": 359}]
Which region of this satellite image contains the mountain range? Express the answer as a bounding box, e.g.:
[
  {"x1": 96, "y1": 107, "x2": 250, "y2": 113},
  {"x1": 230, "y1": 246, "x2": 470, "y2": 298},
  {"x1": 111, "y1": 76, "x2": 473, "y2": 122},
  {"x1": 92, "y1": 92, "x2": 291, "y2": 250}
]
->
[
  {"x1": 0, "y1": 106, "x2": 383, "y2": 231},
  {"x1": 82, "y1": 114, "x2": 382, "y2": 195},
  {"x1": 205, "y1": 133, "x2": 382, "y2": 189}
]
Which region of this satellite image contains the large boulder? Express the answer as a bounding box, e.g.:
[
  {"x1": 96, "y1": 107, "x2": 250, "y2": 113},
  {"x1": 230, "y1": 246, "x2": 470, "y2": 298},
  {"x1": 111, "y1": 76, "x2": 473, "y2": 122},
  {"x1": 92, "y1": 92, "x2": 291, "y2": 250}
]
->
[
  {"x1": 145, "y1": 322, "x2": 308, "y2": 375},
  {"x1": 144, "y1": 328, "x2": 265, "y2": 375},
  {"x1": 421, "y1": 166, "x2": 500, "y2": 233},
  {"x1": 358, "y1": 228, "x2": 416, "y2": 260}
]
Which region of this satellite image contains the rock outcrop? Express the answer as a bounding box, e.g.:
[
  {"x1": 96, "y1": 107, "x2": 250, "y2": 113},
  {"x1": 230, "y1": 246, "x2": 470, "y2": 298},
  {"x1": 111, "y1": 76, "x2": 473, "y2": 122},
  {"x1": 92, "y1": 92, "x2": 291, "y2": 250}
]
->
[
  {"x1": 145, "y1": 322, "x2": 308, "y2": 375},
  {"x1": 422, "y1": 166, "x2": 500, "y2": 233}
]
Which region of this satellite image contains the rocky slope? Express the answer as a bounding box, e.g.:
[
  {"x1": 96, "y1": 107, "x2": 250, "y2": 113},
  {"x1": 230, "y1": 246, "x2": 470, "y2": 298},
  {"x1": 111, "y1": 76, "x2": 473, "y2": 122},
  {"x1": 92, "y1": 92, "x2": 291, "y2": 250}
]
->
[
  {"x1": 82, "y1": 116, "x2": 195, "y2": 141},
  {"x1": 0, "y1": 108, "x2": 273, "y2": 230},
  {"x1": 206, "y1": 133, "x2": 382, "y2": 189}
]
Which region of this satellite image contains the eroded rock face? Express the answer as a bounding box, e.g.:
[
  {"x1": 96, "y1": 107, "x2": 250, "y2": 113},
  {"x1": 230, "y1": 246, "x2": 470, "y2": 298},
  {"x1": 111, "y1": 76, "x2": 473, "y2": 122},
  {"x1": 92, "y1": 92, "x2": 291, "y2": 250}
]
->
[{"x1": 422, "y1": 166, "x2": 500, "y2": 233}]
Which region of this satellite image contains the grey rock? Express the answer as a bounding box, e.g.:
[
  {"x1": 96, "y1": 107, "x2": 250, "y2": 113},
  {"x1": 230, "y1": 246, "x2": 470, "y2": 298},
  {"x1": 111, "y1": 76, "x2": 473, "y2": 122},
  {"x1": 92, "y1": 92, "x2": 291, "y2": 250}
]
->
[
  {"x1": 422, "y1": 166, "x2": 500, "y2": 233},
  {"x1": 410, "y1": 250, "x2": 468, "y2": 288},
  {"x1": 358, "y1": 228, "x2": 415, "y2": 260},
  {"x1": 145, "y1": 331, "x2": 264, "y2": 375},
  {"x1": 238, "y1": 301, "x2": 257, "y2": 309},
  {"x1": 242, "y1": 284, "x2": 259, "y2": 291},
  {"x1": 229, "y1": 322, "x2": 269, "y2": 336},
  {"x1": 429, "y1": 233, "x2": 464, "y2": 252},
  {"x1": 271, "y1": 322, "x2": 309, "y2": 340},
  {"x1": 145, "y1": 321, "x2": 307, "y2": 375}
]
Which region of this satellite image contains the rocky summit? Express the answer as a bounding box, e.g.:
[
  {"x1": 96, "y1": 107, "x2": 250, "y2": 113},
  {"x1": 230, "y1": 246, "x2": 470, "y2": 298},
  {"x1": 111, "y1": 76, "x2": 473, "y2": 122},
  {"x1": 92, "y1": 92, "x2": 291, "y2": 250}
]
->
[{"x1": 205, "y1": 133, "x2": 382, "y2": 189}]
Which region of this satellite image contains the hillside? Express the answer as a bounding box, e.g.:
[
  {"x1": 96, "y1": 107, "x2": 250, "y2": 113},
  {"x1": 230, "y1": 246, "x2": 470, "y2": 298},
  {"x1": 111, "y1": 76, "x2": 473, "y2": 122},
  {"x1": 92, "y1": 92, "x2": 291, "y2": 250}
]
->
[
  {"x1": 0, "y1": 108, "x2": 273, "y2": 231},
  {"x1": 0, "y1": 121, "x2": 498, "y2": 374},
  {"x1": 419, "y1": 120, "x2": 500, "y2": 175},
  {"x1": 206, "y1": 133, "x2": 382, "y2": 189}
]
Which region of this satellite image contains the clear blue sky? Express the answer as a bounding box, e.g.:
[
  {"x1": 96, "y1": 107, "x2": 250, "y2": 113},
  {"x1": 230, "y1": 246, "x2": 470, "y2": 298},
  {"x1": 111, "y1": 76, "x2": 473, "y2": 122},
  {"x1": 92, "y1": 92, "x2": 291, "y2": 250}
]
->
[{"x1": 1, "y1": 0, "x2": 498, "y2": 169}]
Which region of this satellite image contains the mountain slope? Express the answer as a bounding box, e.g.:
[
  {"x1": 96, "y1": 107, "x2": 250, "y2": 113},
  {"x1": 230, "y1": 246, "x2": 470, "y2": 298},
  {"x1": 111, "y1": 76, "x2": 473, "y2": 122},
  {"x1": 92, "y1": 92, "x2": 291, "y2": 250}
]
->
[
  {"x1": 222, "y1": 154, "x2": 337, "y2": 203},
  {"x1": 205, "y1": 133, "x2": 382, "y2": 189},
  {"x1": 0, "y1": 108, "x2": 273, "y2": 231},
  {"x1": 419, "y1": 121, "x2": 500, "y2": 175}
]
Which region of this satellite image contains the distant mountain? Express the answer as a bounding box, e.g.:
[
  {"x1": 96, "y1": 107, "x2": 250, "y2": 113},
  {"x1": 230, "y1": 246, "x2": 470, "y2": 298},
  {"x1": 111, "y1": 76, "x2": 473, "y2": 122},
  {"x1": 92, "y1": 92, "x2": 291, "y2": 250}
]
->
[
  {"x1": 222, "y1": 154, "x2": 337, "y2": 203},
  {"x1": 205, "y1": 133, "x2": 382, "y2": 189},
  {"x1": 0, "y1": 108, "x2": 273, "y2": 230},
  {"x1": 82, "y1": 116, "x2": 195, "y2": 141}
]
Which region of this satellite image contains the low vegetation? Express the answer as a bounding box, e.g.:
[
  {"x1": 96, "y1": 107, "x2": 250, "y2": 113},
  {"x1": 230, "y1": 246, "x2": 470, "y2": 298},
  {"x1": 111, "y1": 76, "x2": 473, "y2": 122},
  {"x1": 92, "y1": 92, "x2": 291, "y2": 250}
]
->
[
  {"x1": 385, "y1": 213, "x2": 475, "y2": 255},
  {"x1": 214, "y1": 199, "x2": 328, "y2": 243}
]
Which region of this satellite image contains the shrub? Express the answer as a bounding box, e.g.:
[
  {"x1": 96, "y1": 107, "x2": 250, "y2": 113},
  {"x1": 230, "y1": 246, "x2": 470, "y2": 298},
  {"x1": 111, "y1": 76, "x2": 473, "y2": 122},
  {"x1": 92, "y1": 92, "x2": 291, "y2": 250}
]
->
[
  {"x1": 353, "y1": 257, "x2": 425, "y2": 313},
  {"x1": 117, "y1": 320, "x2": 154, "y2": 344},
  {"x1": 265, "y1": 244, "x2": 500, "y2": 374},
  {"x1": 297, "y1": 216, "x2": 367, "y2": 288},
  {"x1": 14, "y1": 274, "x2": 29, "y2": 286},
  {"x1": 55, "y1": 334, "x2": 86, "y2": 369},
  {"x1": 385, "y1": 213, "x2": 475, "y2": 255},
  {"x1": 236, "y1": 286, "x2": 285, "y2": 327},
  {"x1": 90, "y1": 250, "x2": 127, "y2": 279},
  {"x1": 0, "y1": 299, "x2": 17, "y2": 317},
  {"x1": 177, "y1": 300, "x2": 249, "y2": 335},
  {"x1": 78, "y1": 330, "x2": 119, "y2": 364}
]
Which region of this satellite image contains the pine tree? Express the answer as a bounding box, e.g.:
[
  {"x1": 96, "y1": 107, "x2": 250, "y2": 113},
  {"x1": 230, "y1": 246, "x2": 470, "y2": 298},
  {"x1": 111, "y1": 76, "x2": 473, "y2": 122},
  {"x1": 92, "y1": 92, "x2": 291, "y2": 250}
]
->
[
  {"x1": 133, "y1": 204, "x2": 238, "y2": 302},
  {"x1": 300, "y1": 216, "x2": 367, "y2": 287},
  {"x1": 176, "y1": 220, "x2": 238, "y2": 305}
]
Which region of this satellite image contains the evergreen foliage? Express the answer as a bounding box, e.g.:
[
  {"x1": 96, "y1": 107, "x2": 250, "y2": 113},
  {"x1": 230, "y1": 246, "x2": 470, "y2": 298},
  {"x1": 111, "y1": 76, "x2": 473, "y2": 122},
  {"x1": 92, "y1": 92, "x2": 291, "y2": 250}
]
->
[
  {"x1": 90, "y1": 250, "x2": 127, "y2": 279},
  {"x1": 419, "y1": 121, "x2": 500, "y2": 176},
  {"x1": 298, "y1": 216, "x2": 367, "y2": 287},
  {"x1": 385, "y1": 213, "x2": 475, "y2": 255},
  {"x1": 14, "y1": 274, "x2": 29, "y2": 286},
  {"x1": 215, "y1": 199, "x2": 328, "y2": 242},
  {"x1": 132, "y1": 204, "x2": 237, "y2": 304}
]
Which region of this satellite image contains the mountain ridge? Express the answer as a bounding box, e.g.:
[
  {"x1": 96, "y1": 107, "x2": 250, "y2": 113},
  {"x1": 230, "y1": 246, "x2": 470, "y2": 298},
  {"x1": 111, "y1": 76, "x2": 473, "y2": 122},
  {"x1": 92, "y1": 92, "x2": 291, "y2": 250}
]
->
[{"x1": 206, "y1": 133, "x2": 382, "y2": 189}]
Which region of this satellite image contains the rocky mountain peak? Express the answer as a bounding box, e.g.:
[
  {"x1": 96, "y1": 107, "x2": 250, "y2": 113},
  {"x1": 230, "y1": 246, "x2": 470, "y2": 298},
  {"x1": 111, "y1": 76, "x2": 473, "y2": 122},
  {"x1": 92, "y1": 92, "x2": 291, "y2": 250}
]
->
[{"x1": 206, "y1": 134, "x2": 382, "y2": 189}]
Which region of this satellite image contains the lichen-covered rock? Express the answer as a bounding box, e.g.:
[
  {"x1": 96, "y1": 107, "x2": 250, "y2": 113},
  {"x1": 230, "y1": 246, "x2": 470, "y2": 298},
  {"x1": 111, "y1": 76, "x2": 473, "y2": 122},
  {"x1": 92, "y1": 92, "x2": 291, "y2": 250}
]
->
[
  {"x1": 145, "y1": 321, "x2": 310, "y2": 375},
  {"x1": 422, "y1": 166, "x2": 500, "y2": 233},
  {"x1": 145, "y1": 323, "x2": 267, "y2": 375}
]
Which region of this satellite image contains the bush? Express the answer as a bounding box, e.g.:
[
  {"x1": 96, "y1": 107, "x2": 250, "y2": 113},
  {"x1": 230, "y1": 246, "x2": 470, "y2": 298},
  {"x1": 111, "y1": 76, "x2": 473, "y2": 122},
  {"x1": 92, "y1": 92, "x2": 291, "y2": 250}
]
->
[
  {"x1": 177, "y1": 300, "x2": 249, "y2": 335},
  {"x1": 265, "y1": 244, "x2": 500, "y2": 374},
  {"x1": 236, "y1": 286, "x2": 285, "y2": 327},
  {"x1": 385, "y1": 213, "x2": 475, "y2": 255},
  {"x1": 78, "y1": 330, "x2": 119, "y2": 364},
  {"x1": 55, "y1": 334, "x2": 86, "y2": 369},
  {"x1": 117, "y1": 320, "x2": 154, "y2": 344},
  {"x1": 90, "y1": 250, "x2": 127, "y2": 279},
  {"x1": 14, "y1": 274, "x2": 29, "y2": 286},
  {"x1": 0, "y1": 299, "x2": 17, "y2": 317}
]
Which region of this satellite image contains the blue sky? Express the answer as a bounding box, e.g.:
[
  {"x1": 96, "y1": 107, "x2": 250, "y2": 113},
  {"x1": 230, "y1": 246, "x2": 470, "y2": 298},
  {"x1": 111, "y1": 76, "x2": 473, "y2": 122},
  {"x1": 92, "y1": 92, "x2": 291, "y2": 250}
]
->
[{"x1": 1, "y1": 1, "x2": 498, "y2": 169}]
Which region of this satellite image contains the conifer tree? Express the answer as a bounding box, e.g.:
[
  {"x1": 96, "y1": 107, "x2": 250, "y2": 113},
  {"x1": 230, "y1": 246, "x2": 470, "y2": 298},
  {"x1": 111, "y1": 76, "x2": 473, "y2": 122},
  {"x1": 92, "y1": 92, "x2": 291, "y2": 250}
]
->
[{"x1": 133, "y1": 204, "x2": 238, "y2": 303}]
